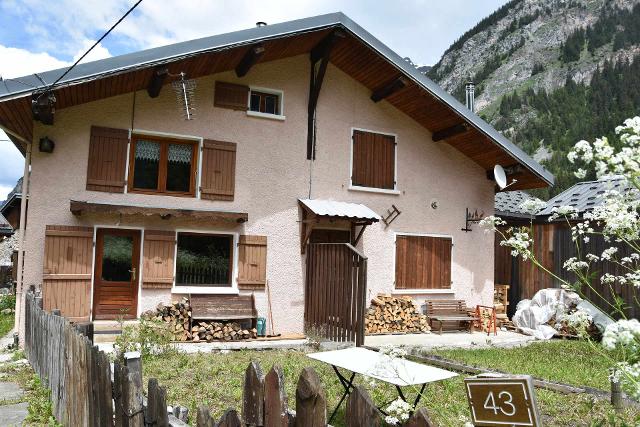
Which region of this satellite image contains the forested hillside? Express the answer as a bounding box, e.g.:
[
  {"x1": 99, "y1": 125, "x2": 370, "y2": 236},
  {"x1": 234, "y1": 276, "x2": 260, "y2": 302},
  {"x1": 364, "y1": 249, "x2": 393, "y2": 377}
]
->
[{"x1": 427, "y1": 0, "x2": 640, "y2": 198}]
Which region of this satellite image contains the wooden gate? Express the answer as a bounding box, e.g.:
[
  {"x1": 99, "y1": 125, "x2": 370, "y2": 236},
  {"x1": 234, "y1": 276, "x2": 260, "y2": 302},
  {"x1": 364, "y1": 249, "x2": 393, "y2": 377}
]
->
[{"x1": 304, "y1": 243, "x2": 367, "y2": 346}]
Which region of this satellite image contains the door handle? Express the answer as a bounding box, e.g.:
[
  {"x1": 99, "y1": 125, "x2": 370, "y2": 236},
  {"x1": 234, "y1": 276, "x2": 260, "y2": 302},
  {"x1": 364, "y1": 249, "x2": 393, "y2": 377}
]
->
[{"x1": 129, "y1": 268, "x2": 137, "y2": 281}]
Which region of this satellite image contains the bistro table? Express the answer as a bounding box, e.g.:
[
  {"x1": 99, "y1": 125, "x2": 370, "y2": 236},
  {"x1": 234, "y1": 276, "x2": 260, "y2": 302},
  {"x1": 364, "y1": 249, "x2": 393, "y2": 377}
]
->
[{"x1": 308, "y1": 347, "x2": 457, "y2": 423}]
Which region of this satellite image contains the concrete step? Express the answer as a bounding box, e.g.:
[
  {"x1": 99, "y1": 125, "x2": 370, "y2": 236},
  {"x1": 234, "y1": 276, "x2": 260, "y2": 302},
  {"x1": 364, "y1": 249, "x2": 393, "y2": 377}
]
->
[{"x1": 92, "y1": 320, "x2": 138, "y2": 343}]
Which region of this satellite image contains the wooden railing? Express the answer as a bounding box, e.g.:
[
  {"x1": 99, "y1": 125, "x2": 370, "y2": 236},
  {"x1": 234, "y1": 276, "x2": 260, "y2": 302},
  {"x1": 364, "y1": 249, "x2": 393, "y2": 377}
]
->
[{"x1": 304, "y1": 243, "x2": 368, "y2": 346}]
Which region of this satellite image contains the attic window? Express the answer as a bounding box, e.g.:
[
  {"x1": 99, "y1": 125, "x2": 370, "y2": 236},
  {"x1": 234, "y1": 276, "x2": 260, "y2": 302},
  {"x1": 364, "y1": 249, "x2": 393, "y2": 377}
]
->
[{"x1": 247, "y1": 87, "x2": 285, "y2": 120}]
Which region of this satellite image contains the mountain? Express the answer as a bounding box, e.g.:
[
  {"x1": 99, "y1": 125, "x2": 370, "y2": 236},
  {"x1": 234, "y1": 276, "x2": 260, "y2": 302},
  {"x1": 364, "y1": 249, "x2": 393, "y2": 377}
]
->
[{"x1": 427, "y1": 0, "x2": 640, "y2": 198}]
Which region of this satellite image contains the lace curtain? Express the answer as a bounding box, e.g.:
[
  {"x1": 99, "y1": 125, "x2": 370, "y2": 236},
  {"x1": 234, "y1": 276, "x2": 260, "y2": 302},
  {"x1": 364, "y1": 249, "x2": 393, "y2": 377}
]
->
[
  {"x1": 135, "y1": 140, "x2": 192, "y2": 164},
  {"x1": 168, "y1": 144, "x2": 192, "y2": 164}
]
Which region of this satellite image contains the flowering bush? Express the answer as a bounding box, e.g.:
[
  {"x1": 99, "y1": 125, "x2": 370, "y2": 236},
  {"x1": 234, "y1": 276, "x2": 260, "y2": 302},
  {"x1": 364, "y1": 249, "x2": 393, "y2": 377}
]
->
[
  {"x1": 483, "y1": 117, "x2": 640, "y2": 399},
  {"x1": 384, "y1": 398, "x2": 413, "y2": 425}
]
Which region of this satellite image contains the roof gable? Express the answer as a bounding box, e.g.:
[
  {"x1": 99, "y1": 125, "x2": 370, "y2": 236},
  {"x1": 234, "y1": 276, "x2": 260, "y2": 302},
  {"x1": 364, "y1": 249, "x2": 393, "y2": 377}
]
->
[{"x1": 0, "y1": 12, "x2": 553, "y2": 190}]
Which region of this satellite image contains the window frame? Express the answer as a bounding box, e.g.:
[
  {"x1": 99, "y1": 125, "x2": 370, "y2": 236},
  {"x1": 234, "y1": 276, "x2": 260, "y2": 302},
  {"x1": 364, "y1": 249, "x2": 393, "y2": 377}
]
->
[
  {"x1": 349, "y1": 127, "x2": 400, "y2": 195},
  {"x1": 172, "y1": 229, "x2": 240, "y2": 294},
  {"x1": 393, "y1": 232, "x2": 454, "y2": 292},
  {"x1": 127, "y1": 133, "x2": 200, "y2": 197},
  {"x1": 246, "y1": 86, "x2": 286, "y2": 121}
]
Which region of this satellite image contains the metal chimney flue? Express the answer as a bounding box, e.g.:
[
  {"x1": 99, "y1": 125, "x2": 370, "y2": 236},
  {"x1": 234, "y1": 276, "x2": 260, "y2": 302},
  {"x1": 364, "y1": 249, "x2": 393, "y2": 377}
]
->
[{"x1": 465, "y1": 79, "x2": 475, "y2": 112}]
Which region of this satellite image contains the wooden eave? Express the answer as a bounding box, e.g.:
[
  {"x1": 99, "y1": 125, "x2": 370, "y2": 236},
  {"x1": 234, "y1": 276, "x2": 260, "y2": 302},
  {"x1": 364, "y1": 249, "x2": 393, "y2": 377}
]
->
[
  {"x1": 69, "y1": 200, "x2": 248, "y2": 223},
  {"x1": 0, "y1": 21, "x2": 550, "y2": 190}
]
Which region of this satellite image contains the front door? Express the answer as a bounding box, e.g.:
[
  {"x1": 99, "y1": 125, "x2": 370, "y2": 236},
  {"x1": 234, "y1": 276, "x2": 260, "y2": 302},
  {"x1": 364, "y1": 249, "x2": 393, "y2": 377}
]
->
[{"x1": 93, "y1": 228, "x2": 141, "y2": 320}]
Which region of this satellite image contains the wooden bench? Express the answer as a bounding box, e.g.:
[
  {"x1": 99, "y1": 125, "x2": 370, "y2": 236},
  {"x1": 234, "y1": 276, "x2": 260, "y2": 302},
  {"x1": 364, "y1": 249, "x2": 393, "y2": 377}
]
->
[
  {"x1": 190, "y1": 294, "x2": 258, "y2": 327},
  {"x1": 424, "y1": 300, "x2": 479, "y2": 334}
]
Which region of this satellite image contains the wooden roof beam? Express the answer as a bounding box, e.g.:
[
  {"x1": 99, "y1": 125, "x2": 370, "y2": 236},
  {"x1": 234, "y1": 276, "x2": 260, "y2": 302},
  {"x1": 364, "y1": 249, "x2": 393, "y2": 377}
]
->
[
  {"x1": 432, "y1": 122, "x2": 470, "y2": 142},
  {"x1": 147, "y1": 67, "x2": 169, "y2": 98},
  {"x1": 235, "y1": 44, "x2": 265, "y2": 77},
  {"x1": 370, "y1": 76, "x2": 408, "y2": 102},
  {"x1": 307, "y1": 30, "x2": 346, "y2": 159}
]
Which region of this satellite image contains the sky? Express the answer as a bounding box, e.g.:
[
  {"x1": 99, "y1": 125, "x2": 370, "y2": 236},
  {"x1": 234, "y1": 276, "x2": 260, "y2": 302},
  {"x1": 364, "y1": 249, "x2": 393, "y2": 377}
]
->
[{"x1": 0, "y1": 0, "x2": 509, "y2": 201}]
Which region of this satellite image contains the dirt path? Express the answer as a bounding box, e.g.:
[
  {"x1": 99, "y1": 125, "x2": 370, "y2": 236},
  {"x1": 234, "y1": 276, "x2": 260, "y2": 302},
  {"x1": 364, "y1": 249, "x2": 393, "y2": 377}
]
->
[{"x1": 0, "y1": 330, "x2": 27, "y2": 426}]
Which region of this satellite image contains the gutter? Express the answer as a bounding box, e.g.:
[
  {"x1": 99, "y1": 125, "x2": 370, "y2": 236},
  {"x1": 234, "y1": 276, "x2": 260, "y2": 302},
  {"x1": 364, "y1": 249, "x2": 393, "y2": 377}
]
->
[{"x1": 15, "y1": 140, "x2": 31, "y2": 344}]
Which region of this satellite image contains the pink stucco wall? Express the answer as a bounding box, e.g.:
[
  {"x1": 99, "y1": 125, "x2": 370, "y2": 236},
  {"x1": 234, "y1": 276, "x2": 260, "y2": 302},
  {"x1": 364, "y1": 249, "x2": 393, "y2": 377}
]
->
[{"x1": 20, "y1": 54, "x2": 495, "y2": 336}]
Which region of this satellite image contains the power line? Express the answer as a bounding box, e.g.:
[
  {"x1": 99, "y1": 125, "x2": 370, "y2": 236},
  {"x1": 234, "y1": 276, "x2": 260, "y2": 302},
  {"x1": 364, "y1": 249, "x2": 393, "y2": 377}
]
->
[{"x1": 36, "y1": 0, "x2": 143, "y2": 100}]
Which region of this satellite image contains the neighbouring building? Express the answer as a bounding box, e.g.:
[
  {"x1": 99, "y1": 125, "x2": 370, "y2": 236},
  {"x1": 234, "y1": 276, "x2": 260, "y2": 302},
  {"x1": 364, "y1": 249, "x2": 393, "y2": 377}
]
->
[
  {"x1": 0, "y1": 13, "x2": 553, "y2": 342},
  {"x1": 495, "y1": 176, "x2": 639, "y2": 319}
]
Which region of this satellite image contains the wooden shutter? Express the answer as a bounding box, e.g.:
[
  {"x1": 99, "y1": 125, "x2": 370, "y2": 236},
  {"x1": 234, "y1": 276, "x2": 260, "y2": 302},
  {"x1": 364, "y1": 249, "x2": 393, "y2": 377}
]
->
[
  {"x1": 142, "y1": 230, "x2": 175, "y2": 289},
  {"x1": 352, "y1": 130, "x2": 396, "y2": 190},
  {"x1": 200, "y1": 140, "x2": 237, "y2": 201},
  {"x1": 42, "y1": 225, "x2": 93, "y2": 321},
  {"x1": 237, "y1": 235, "x2": 267, "y2": 289},
  {"x1": 214, "y1": 81, "x2": 249, "y2": 110},
  {"x1": 86, "y1": 126, "x2": 129, "y2": 193},
  {"x1": 395, "y1": 235, "x2": 452, "y2": 289}
]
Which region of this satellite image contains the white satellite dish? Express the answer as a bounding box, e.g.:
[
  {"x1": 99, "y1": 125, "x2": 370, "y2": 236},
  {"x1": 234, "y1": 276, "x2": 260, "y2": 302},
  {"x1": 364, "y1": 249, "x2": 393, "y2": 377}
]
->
[{"x1": 494, "y1": 165, "x2": 508, "y2": 189}]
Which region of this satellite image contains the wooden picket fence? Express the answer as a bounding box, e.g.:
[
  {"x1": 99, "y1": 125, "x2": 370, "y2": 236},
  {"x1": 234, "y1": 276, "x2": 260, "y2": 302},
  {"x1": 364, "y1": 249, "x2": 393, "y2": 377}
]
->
[
  {"x1": 195, "y1": 361, "x2": 436, "y2": 427},
  {"x1": 25, "y1": 290, "x2": 435, "y2": 426}
]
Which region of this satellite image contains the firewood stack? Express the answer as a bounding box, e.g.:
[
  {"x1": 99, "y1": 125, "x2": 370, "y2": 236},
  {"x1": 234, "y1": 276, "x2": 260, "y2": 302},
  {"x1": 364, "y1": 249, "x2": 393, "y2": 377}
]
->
[
  {"x1": 190, "y1": 321, "x2": 258, "y2": 342},
  {"x1": 365, "y1": 294, "x2": 430, "y2": 334},
  {"x1": 148, "y1": 298, "x2": 192, "y2": 341},
  {"x1": 147, "y1": 298, "x2": 258, "y2": 342}
]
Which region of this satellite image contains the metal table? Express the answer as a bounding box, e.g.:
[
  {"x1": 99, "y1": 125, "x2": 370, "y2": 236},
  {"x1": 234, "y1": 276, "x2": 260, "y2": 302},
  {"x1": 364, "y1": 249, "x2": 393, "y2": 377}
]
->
[{"x1": 308, "y1": 347, "x2": 457, "y2": 423}]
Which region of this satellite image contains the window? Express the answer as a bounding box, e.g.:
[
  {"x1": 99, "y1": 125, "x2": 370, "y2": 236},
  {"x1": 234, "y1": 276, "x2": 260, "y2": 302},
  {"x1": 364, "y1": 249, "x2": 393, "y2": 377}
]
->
[
  {"x1": 249, "y1": 90, "x2": 280, "y2": 115},
  {"x1": 128, "y1": 135, "x2": 198, "y2": 196},
  {"x1": 175, "y1": 233, "x2": 233, "y2": 287},
  {"x1": 351, "y1": 129, "x2": 396, "y2": 190},
  {"x1": 395, "y1": 234, "x2": 452, "y2": 289}
]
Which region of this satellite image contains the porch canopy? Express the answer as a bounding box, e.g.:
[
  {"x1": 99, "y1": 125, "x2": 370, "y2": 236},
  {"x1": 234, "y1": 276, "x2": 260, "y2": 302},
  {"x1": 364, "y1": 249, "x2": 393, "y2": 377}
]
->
[
  {"x1": 299, "y1": 198, "x2": 380, "y2": 251},
  {"x1": 69, "y1": 200, "x2": 248, "y2": 223}
]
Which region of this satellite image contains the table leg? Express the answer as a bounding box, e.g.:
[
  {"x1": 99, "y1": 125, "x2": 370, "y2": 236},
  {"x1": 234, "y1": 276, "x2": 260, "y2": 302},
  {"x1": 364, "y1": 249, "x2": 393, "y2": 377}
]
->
[
  {"x1": 413, "y1": 383, "x2": 427, "y2": 408},
  {"x1": 329, "y1": 366, "x2": 356, "y2": 424},
  {"x1": 395, "y1": 385, "x2": 407, "y2": 402}
]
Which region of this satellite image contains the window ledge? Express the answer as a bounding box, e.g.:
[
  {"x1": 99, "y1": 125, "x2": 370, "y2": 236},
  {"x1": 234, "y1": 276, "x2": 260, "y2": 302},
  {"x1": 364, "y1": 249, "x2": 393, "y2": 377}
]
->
[
  {"x1": 391, "y1": 289, "x2": 454, "y2": 295},
  {"x1": 246, "y1": 111, "x2": 286, "y2": 121},
  {"x1": 172, "y1": 287, "x2": 239, "y2": 295},
  {"x1": 348, "y1": 185, "x2": 400, "y2": 195}
]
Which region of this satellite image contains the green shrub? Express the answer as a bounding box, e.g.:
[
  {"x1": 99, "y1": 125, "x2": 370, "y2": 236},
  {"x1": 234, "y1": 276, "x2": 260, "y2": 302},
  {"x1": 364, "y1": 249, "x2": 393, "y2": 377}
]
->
[
  {"x1": 114, "y1": 317, "x2": 174, "y2": 361},
  {"x1": 0, "y1": 294, "x2": 16, "y2": 311}
]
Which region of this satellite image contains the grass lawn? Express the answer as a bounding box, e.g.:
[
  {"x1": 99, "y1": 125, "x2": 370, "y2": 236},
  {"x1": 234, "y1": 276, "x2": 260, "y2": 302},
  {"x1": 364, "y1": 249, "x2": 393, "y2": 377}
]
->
[
  {"x1": 430, "y1": 339, "x2": 620, "y2": 390},
  {"x1": 0, "y1": 313, "x2": 15, "y2": 338},
  {"x1": 142, "y1": 344, "x2": 640, "y2": 426}
]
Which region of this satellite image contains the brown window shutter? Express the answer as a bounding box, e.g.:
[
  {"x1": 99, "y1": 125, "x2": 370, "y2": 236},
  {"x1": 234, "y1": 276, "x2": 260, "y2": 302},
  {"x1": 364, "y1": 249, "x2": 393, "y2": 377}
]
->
[
  {"x1": 352, "y1": 130, "x2": 395, "y2": 190},
  {"x1": 86, "y1": 126, "x2": 129, "y2": 193},
  {"x1": 42, "y1": 225, "x2": 93, "y2": 321},
  {"x1": 237, "y1": 235, "x2": 267, "y2": 289},
  {"x1": 395, "y1": 235, "x2": 452, "y2": 289},
  {"x1": 142, "y1": 230, "x2": 176, "y2": 289},
  {"x1": 200, "y1": 139, "x2": 237, "y2": 201},
  {"x1": 214, "y1": 81, "x2": 249, "y2": 110}
]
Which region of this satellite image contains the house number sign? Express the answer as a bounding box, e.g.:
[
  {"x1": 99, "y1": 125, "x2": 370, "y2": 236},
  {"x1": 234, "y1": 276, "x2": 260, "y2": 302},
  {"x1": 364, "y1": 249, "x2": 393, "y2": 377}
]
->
[{"x1": 464, "y1": 375, "x2": 541, "y2": 426}]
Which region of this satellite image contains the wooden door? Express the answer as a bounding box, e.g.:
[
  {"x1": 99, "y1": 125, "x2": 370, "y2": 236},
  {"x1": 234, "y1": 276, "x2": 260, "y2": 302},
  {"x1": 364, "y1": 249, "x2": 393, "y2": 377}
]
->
[{"x1": 93, "y1": 228, "x2": 141, "y2": 320}]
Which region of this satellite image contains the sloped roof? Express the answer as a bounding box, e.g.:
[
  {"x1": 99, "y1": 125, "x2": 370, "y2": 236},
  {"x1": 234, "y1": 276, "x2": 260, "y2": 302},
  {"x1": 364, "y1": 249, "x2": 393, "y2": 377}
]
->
[
  {"x1": 538, "y1": 175, "x2": 632, "y2": 216},
  {"x1": 0, "y1": 12, "x2": 553, "y2": 189},
  {"x1": 299, "y1": 198, "x2": 380, "y2": 222},
  {"x1": 0, "y1": 177, "x2": 22, "y2": 218},
  {"x1": 495, "y1": 190, "x2": 544, "y2": 218}
]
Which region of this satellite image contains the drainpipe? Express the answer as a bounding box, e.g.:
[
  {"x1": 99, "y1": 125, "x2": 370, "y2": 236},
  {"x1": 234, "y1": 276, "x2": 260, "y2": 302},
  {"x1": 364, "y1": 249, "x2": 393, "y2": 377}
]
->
[{"x1": 14, "y1": 139, "x2": 32, "y2": 345}]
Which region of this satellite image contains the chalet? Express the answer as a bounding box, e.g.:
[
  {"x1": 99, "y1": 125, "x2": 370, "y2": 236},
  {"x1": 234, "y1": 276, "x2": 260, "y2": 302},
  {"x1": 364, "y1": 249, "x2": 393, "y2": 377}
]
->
[{"x1": 0, "y1": 13, "x2": 553, "y2": 343}]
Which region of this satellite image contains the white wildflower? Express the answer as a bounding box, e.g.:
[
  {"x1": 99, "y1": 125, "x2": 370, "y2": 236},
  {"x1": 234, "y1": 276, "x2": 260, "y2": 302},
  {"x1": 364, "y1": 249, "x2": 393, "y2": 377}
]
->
[{"x1": 519, "y1": 199, "x2": 546, "y2": 215}]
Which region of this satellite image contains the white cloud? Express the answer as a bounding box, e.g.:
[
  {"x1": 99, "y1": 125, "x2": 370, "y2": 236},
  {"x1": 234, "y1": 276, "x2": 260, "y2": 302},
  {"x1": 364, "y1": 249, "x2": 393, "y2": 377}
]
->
[
  {"x1": 0, "y1": 184, "x2": 14, "y2": 202},
  {"x1": 0, "y1": 133, "x2": 23, "y2": 196},
  {"x1": 0, "y1": 44, "x2": 67, "y2": 79},
  {"x1": 72, "y1": 40, "x2": 112, "y2": 63}
]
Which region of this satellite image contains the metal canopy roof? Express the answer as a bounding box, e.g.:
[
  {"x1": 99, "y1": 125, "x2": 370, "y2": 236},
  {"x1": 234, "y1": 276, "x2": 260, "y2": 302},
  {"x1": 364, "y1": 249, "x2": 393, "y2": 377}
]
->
[
  {"x1": 0, "y1": 12, "x2": 553, "y2": 188},
  {"x1": 299, "y1": 198, "x2": 380, "y2": 222}
]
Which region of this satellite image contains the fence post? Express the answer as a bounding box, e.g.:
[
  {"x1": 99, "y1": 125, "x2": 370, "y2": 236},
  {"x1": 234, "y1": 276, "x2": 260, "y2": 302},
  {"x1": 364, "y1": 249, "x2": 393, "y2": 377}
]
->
[
  {"x1": 405, "y1": 407, "x2": 436, "y2": 427},
  {"x1": 173, "y1": 405, "x2": 189, "y2": 422},
  {"x1": 218, "y1": 409, "x2": 242, "y2": 427},
  {"x1": 147, "y1": 378, "x2": 169, "y2": 427},
  {"x1": 265, "y1": 365, "x2": 288, "y2": 426},
  {"x1": 611, "y1": 378, "x2": 623, "y2": 412},
  {"x1": 345, "y1": 385, "x2": 383, "y2": 427},
  {"x1": 242, "y1": 361, "x2": 265, "y2": 426},
  {"x1": 125, "y1": 351, "x2": 145, "y2": 427},
  {"x1": 295, "y1": 367, "x2": 326, "y2": 427}
]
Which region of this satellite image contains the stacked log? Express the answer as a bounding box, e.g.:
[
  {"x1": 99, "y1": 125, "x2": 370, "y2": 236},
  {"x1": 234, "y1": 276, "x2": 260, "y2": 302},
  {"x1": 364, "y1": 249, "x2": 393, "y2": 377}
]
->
[
  {"x1": 190, "y1": 321, "x2": 258, "y2": 342},
  {"x1": 145, "y1": 298, "x2": 258, "y2": 342},
  {"x1": 147, "y1": 298, "x2": 191, "y2": 341},
  {"x1": 364, "y1": 294, "x2": 430, "y2": 334}
]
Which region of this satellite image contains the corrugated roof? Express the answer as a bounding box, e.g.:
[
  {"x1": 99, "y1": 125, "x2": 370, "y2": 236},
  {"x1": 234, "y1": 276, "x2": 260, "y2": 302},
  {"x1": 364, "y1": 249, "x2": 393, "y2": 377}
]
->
[
  {"x1": 495, "y1": 190, "x2": 543, "y2": 218},
  {"x1": 538, "y1": 175, "x2": 633, "y2": 216},
  {"x1": 299, "y1": 198, "x2": 380, "y2": 221},
  {"x1": 0, "y1": 12, "x2": 553, "y2": 187}
]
